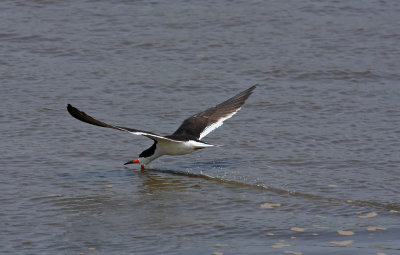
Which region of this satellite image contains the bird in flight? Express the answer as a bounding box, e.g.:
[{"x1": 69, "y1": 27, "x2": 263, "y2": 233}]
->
[{"x1": 67, "y1": 85, "x2": 256, "y2": 171}]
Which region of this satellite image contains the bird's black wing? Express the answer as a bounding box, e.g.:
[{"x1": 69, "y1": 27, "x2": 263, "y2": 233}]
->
[
  {"x1": 172, "y1": 85, "x2": 256, "y2": 140},
  {"x1": 67, "y1": 104, "x2": 184, "y2": 143}
]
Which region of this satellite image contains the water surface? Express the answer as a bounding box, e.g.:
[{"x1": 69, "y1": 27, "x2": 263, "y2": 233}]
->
[{"x1": 1, "y1": 0, "x2": 399, "y2": 254}]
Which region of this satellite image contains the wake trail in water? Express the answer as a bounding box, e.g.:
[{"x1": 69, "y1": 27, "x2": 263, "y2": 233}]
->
[{"x1": 148, "y1": 168, "x2": 400, "y2": 212}]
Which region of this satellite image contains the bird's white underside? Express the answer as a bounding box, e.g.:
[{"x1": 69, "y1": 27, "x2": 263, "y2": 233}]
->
[{"x1": 138, "y1": 139, "x2": 214, "y2": 166}]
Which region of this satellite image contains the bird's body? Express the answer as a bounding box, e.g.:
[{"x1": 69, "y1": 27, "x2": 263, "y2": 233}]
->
[
  {"x1": 137, "y1": 139, "x2": 214, "y2": 168},
  {"x1": 67, "y1": 85, "x2": 256, "y2": 170}
]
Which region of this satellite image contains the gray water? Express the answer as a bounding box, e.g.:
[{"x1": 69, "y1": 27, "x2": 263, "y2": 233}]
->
[{"x1": 1, "y1": 0, "x2": 399, "y2": 254}]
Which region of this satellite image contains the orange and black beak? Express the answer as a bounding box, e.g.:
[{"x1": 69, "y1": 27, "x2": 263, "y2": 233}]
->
[{"x1": 124, "y1": 158, "x2": 140, "y2": 165}]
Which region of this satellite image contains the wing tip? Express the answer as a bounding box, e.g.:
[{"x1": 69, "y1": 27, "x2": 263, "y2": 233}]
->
[
  {"x1": 67, "y1": 103, "x2": 77, "y2": 116},
  {"x1": 67, "y1": 104, "x2": 78, "y2": 115},
  {"x1": 243, "y1": 84, "x2": 257, "y2": 96}
]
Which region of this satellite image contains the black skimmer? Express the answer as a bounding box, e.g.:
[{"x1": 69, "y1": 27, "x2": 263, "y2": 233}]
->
[{"x1": 67, "y1": 85, "x2": 256, "y2": 171}]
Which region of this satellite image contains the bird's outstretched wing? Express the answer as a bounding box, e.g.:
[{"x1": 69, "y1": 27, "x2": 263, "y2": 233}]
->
[
  {"x1": 67, "y1": 104, "x2": 184, "y2": 143},
  {"x1": 172, "y1": 85, "x2": 257, "y2": 140}
]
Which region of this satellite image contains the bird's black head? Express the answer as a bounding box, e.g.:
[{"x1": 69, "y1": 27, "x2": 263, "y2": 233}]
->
[
  {"x1": 124, "y1": 141, "x2": 159, "y2": 171},
  {"x1": 139, "y1": 141, "x2": 157, "y2": 158},
  {"x1": 124, "y1": 141, "x2": 157, "y2": 166}
]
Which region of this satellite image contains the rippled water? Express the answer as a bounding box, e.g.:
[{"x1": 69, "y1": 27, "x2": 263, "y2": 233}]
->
[{"x1": 1, "y1": 0, "x2": 400, "y2": 254}]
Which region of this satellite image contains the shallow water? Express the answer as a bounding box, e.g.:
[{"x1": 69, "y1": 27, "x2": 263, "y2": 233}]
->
[{"x1": 1, "y1": 0, "x2": 400, "y2": 254}]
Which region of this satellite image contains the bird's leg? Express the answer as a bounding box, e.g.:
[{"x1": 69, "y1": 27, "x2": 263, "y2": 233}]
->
[{"x1": 140, "y1": 165, "x2": 145, "y2": 171}]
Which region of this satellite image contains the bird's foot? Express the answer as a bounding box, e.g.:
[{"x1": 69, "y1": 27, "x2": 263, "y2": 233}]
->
[{"x1": 140, "y1": 165, "x2": 145, "y2": 172}]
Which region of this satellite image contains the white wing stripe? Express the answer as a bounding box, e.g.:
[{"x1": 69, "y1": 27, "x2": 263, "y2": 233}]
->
[
  {"x1": 198, "y1": 108, "x2": 241, "y2": 140},
  {"x1": 127, "y1": 131, "x2": 185, "y2": 143}
]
